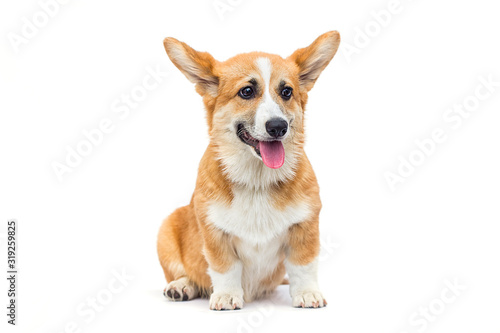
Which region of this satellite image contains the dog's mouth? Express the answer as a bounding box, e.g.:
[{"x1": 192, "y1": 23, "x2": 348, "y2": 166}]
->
[
  {"x1": 237, "y1": 124, "x2": 261, "y2": 156},
  {"x1": 237, "y1": 124, "x2": 285, "y2": 169}
]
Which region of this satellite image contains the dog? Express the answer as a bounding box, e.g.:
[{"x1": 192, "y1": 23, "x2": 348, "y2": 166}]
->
[{"x1": 157, "y1": 31, "x2": 340, "y2": 310}]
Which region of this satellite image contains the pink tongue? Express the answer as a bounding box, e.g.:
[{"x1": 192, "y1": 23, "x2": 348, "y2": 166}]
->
[{"x1": 258, "y1": 141, "x2": 285, "y2": 169}]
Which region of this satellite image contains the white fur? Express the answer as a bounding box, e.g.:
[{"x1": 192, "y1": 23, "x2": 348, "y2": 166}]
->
[
  {"x1": 208, "y1": 239, "x2": 285, "y2": 303},
  {"x1": 254, "y1": 57, "x2": 287, "y2": 139},
  {"x1": 207, "y1": 185, "x2": 312, "y2": 244},
  {"x1": 216, "y1": 138, "x2": 299, "y2": 189},
  {"x1": 285, "y1": 258, "x2": 326, "y2": 307},
  {"x1": 208, "y1": 261, "x2": 244, "y2": 310},
  {"x1": 207, "y1": 184, "x2": 312, "y2": 301},
  {"x1": 238, "y1": 236, "x2": 286, "y2": 301},
  {"x1": 211, "y1": 102, "x2": 300, "y2": 189}
]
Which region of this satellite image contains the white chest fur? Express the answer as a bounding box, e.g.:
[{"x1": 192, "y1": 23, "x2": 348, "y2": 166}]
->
[
  {"x1": 238, "y1": 237, "x2": 284, "y2": 301},
  {"x1": 206, "y1": 186, "x2": 312, "y2": 301},
  {"x1": 207, "y1": 185, "x2": 312, "y2": 245}
]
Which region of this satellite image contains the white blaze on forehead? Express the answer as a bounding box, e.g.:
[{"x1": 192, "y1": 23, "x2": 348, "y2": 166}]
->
[
  {"x1": 254, "y1": 57, "x2": 286, "y2": 138},
  {"x1": 256, "y1": 57, "x2": 273, "y2": 89}
]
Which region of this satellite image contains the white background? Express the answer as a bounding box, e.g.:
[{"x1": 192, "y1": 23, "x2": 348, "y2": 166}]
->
[{"x1": 1, "y1": 0, "x2": 500, "y2": 332}]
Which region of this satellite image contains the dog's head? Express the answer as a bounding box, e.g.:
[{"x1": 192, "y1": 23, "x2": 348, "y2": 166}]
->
[{"x1": 163, "y1": 32, "x2": 340, "y2": 184}]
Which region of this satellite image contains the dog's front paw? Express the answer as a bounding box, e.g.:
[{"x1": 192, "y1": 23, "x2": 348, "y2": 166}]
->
[
  {"x1": 209, "y1": 292, "x2": 244, "y2": 310},
  {"x1": 292, "y1": 290, "x2": 327, "y2": 308}
]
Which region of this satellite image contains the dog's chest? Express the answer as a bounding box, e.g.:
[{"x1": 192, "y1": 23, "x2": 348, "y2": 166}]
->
[
  {"x1": 207, "y1": 186, "x2": 311, "y2": 244},
  {"x1": 237, "y1": 237, "x2": 285, "y2": 300}
]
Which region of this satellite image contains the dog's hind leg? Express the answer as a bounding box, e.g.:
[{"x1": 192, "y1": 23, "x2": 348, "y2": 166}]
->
[
  {"x1": 163, "y1": 276, "x2": 199, "y2": 301},
  {"x1": 158, "y1": 205, "x2": 206, "y2": 301}
]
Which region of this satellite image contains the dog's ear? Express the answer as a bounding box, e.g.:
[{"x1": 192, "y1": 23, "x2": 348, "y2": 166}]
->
[
  {"x1": 288, "y1": 31, "x2": 340, "y2": 92},
  {"x1": 163, "y1": 37, "x2": 219, "y2": 96}
]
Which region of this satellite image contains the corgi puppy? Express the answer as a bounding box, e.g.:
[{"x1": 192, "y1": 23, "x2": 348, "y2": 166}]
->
[{"x1": 157, "y1": 31, "x2": 340, "y2": 310}]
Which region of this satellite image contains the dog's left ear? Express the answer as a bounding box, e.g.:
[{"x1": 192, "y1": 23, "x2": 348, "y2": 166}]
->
[
  {"x1": 163, "y1": 37, "x2": 219, "y2": 96},
  {"x1": 288, "y1": 31, "x2": 340, "y2": 92}
]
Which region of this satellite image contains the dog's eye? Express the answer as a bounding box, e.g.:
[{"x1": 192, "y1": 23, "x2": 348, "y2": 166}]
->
[
  {"x1": 281, "y1": 87, "x2": 293, "y2": 100},
  {"x1": 238, "y1": 86, "x2": 255, "y2": 99}
]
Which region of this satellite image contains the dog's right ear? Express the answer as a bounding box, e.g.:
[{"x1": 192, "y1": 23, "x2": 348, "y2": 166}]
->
[{"x1": 163, "y1": 37, "x2": 219, "y2": 96}]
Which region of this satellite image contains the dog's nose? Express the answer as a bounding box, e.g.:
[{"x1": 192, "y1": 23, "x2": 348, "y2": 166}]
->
[{"x1": 265, "y1": 119, "x2": 288, "y2": 139}]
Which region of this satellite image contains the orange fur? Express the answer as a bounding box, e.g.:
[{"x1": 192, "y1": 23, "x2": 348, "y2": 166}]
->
[{"x1": 157, "y1": 31, "x2": 340, "y2": 305}]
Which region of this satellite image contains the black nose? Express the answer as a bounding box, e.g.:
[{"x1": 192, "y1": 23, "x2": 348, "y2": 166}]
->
[{"x1": 265, "y1": 119, "x2": 288, "y2": 138}]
